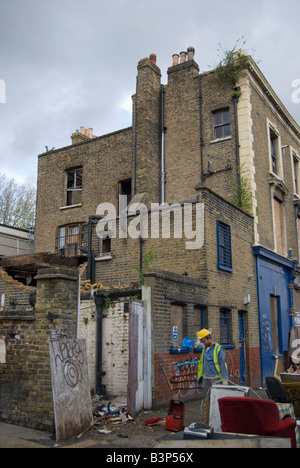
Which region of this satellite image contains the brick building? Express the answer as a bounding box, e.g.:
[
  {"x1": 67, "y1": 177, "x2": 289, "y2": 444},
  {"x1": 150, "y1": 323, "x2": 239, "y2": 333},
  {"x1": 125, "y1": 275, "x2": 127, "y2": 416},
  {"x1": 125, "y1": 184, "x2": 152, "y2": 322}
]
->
[
  {"x1": 33, "y1": 48, "x2": 300, "y2": 406},
  {"x1": 0, "y1": 224, "x2": 34, "y2": 258}
]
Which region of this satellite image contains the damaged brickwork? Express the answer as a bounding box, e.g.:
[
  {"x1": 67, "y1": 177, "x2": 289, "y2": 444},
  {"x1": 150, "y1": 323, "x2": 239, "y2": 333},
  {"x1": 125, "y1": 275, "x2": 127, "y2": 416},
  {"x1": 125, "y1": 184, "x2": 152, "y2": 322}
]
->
[{"x1": 0, "y1": 265, "x2": 79, "y2": 431}]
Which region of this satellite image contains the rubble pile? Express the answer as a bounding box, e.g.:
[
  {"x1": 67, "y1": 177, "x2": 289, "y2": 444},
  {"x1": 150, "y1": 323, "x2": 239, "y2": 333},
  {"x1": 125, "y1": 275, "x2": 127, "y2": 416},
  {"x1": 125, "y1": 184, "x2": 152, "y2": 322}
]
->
[
  {"x1": 77, "y1": 396, "x2": 167, "y2": 441},
  {"x1": 80, "y1": 279, "x2": 139, "y2": 294}
]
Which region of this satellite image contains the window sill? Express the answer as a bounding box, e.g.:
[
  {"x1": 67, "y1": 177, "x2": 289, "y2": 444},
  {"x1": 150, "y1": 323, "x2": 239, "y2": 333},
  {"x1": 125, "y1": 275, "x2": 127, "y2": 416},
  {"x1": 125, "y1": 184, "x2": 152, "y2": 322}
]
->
[
  {"x1": 222, "y1": 344, "x2": 236, "y2": 350},
  {"x1": 268, "y1": 172, "x2": 285, "y2": 185},
  {"x1": 218, "y1": 265, "x2": 233, "y2": 273},
  {"x1": 170, "y1": 348, "x2": 191, "y2": 354},
  {"x1": 210, "y1": 136, "x2": 231, "y2": 144},
  {"x1": 95, "y1": 254, "x2": 112, "y2": 261},
  {"x1": 59, "y1": 204, "x2": 83, "y2": 210}
]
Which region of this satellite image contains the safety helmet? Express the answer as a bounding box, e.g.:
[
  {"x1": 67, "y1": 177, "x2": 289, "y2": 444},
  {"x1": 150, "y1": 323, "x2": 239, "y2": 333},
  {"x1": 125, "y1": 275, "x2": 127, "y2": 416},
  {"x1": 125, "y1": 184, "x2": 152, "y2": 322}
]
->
[{"x1": 197, "y1": 329, "x2": 211, "y2": 339}]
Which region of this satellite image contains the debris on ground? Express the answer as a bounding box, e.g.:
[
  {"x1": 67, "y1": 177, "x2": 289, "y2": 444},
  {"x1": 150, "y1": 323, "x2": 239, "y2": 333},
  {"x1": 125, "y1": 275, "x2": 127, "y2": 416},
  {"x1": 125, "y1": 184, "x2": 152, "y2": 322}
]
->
[
  {"x1": 76, "y1": 395, "x2": 135, "y2": 438},
  {"x1": 144, "y1": 417, "x2": 164, "y2": 426},
  {"x1": 76, "y1": 395, "x2": 170, "y2": 443}
]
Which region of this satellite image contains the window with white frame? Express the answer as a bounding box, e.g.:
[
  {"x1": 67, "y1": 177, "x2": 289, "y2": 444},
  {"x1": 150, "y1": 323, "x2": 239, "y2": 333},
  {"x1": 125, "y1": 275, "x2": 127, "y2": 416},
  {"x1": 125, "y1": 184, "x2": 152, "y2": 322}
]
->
[
  {"x1": 292, "y1": 150, "x2": 300, "y2": 196},
  {"x1": 267, "y1": 121, "x2": 283, "y2": 179},
  {"x1": 66, "y1": 167, "x2": 83, "y2": 206}
]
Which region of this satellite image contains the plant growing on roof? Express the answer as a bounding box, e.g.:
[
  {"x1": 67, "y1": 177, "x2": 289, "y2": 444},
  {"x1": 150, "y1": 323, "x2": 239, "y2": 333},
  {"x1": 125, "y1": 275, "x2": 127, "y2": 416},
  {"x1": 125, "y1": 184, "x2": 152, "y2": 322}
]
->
[{"x1": 215, "y1": 37, "x2": 251, "y2": 85}]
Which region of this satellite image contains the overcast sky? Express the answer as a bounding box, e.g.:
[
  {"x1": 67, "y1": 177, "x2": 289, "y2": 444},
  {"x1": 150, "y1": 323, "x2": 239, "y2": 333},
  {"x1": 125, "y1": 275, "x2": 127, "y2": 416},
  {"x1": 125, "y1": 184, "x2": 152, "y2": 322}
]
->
[{"x1": 0, "y1": 0, "x2": 299, "y2": 186}]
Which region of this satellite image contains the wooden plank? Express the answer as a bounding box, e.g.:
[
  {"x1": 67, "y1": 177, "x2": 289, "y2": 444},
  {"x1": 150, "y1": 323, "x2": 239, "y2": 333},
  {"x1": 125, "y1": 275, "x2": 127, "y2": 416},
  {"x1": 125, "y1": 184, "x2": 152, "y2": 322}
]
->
[{"x1": 49, "y1": 339, "x2": 93, "y2": 442}]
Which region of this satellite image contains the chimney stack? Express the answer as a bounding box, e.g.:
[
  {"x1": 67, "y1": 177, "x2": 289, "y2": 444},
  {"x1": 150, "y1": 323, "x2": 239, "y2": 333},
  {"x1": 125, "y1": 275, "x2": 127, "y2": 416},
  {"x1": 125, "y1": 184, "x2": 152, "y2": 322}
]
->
[{"x1": 71, "y1": 126, "x2": 96, "y2": 144}]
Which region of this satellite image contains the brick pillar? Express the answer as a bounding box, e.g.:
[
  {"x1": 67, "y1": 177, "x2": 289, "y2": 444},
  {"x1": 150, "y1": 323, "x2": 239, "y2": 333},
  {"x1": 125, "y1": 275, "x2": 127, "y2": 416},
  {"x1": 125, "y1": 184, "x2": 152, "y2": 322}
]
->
[
  {"x1": 0, "y1": 267, "x2": 79, "y2": 431},
  {"x1": 34, "y1": 267, "x2": 78, "y2": 339}
]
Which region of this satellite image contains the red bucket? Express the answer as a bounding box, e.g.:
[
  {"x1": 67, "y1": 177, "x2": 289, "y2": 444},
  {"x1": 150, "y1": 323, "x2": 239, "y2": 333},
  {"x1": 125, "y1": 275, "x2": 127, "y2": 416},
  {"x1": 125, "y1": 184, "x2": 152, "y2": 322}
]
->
[{"x1": 165, "y1": 400, "x2": 185, "y2": 432}]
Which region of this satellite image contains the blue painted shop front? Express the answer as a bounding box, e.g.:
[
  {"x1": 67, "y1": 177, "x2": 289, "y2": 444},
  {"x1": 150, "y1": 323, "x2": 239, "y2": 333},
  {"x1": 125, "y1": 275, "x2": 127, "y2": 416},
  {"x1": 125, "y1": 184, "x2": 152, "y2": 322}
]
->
[{"x1": 253, "y1": 246, "x2": 296, "y2": 384}]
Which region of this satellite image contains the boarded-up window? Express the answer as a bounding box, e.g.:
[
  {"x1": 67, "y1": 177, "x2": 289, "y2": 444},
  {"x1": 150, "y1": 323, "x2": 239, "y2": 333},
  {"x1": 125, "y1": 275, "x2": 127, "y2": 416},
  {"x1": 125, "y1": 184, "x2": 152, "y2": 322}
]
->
[{"x1": 171, "y1": 304, "x2": 183, "y2": 346}]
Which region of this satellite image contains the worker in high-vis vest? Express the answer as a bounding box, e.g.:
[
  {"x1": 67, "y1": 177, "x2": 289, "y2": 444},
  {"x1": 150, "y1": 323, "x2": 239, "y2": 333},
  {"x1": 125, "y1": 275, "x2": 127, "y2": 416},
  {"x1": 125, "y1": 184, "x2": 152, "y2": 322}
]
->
[{"x1": 197, "y1": 329, "x2": 229, "y2": 423}]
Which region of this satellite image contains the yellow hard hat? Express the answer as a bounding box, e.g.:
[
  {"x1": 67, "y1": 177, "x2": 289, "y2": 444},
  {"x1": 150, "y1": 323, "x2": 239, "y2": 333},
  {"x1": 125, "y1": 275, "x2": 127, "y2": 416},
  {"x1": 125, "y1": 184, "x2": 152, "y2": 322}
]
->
[{"x1": 197, "y1": 329, "x2": 211, "y2": 339}]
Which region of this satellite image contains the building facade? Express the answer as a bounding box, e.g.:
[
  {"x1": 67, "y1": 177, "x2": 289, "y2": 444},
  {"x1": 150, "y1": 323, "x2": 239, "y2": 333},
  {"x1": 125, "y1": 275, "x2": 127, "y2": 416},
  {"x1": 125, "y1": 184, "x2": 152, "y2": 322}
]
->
[
  {"x1": 0, "y1": 224, "x2": 34, "y2": 258},
  {"x1": 34, "y1": 48, "x2": 300, "y2": 398}
]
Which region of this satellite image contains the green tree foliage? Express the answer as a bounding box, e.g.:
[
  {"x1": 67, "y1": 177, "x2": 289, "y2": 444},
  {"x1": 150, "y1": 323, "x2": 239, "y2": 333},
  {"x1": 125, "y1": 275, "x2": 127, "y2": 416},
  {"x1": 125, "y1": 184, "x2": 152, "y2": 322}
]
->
[{"x1": 0, "y1": 173, "x2": 36, "y2": 229}]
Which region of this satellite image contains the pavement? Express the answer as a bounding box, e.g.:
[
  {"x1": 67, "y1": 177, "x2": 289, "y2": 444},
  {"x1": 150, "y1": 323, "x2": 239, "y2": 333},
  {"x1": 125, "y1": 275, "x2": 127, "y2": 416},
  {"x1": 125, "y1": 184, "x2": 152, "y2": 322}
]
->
[{"x1": 0, "y1": 387, "x2": 269, "y2": 449}]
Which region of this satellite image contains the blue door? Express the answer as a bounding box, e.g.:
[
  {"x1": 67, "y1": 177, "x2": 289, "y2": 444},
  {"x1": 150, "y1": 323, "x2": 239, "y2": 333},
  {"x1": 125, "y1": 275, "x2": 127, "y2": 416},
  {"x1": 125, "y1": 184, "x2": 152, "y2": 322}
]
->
[
  {"x1": 238, "y1": 311, "x2": 246, "y2": 385},
  {"x1": 254, "y1": 246, "x2": 294, "y2": 384}
]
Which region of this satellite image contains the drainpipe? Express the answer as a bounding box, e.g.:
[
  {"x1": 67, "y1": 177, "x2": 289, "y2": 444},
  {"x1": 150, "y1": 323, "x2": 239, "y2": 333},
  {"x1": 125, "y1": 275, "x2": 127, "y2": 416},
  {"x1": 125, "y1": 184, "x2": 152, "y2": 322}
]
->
[
  {"x1": 161, "y1": 84, "x2": 166, "y2": 204},
  {"x1": 232, "y1": 89, "x2": 241, "y2": 196},
  {"x1": 95, "y1": 292, "x2": 105, "y2": 395},
  {"x1": 87, "y1": 215, "x2": 102, "y2": 284},
  {"x1": 134, "y1": 77, "x2": 138, "y2": 195},
  {"x1": 199, "y1": 75, "x2": 204, "y2": 185}
]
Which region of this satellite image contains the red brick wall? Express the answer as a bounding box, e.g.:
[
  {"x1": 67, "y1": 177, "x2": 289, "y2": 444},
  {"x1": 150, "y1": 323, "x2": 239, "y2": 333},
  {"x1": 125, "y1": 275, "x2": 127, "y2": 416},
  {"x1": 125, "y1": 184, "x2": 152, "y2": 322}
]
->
[{"x1": 153, "y1": 346, "x2": 261, "y2": 407}]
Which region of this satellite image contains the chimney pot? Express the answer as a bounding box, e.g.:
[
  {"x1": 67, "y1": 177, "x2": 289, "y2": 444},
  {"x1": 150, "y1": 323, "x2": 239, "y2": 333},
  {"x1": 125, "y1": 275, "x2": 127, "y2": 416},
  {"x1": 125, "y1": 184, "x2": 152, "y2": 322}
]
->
[
  {"x1": 149, "y1": 53, "x2": 157, "y2": 64},
  {"x1": 187, "y1": 47, "x2": 195, "y2": 61},
  {"x1": 172, "y1": 54, "x2": 179, "y2": 66},
  {"x1": 180, "y1": 51, "x2": 187, "y2": 63}
]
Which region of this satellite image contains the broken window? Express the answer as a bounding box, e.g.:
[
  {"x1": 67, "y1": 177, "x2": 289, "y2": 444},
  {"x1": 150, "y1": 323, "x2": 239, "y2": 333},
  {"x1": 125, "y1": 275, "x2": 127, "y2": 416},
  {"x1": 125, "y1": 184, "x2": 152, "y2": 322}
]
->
[
  {"x1": 119, "y1": 178, "x2": 132, "y2": 213},
  {"x1": 213, "y1": 108, "x2": 230, "y2": 140},
  {"x1": 99, "y1": 237, "x2": 111, "y2": 256},
  {"x1": 66, "y1": 167, "x2": 83, "y2": 206},
  {"x1": 57, "y1": 224, "x2": 83, "y2": 257}
]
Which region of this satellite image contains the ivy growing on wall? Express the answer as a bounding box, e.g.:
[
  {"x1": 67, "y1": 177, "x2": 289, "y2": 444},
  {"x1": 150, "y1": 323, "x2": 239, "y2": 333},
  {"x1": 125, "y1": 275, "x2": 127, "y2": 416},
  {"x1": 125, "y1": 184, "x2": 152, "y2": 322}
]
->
[{"x1": 230, "y1": 165, "x2": 254, "y2": 215}]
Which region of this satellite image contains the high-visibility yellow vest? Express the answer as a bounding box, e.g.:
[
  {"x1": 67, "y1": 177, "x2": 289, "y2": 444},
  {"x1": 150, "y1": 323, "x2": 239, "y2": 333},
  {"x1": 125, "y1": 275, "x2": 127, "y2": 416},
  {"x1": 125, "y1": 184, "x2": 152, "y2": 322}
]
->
[{"x1": 197, "y1": 343, "x2": 227, "y2": 380}]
